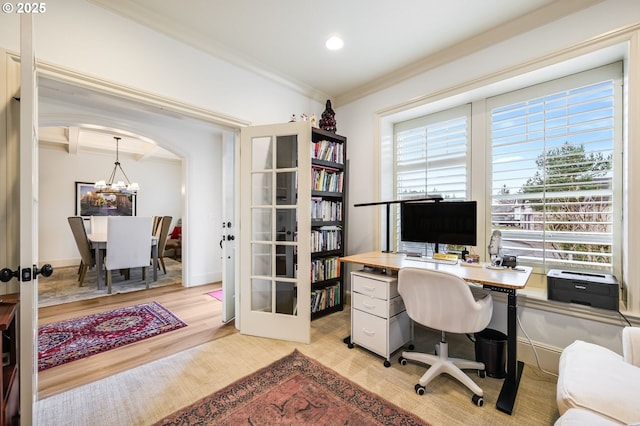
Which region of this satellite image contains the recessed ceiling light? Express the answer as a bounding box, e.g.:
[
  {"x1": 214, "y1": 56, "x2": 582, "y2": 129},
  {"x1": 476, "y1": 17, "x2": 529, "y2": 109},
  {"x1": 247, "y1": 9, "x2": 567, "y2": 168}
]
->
[{"x1": 325, "y1": 36, "x2": 344, "y2": 51}]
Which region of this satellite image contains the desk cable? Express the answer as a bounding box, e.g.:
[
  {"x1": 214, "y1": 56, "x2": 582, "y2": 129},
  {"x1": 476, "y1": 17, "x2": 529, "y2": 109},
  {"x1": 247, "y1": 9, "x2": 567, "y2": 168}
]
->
[{"x1": 516, "y1": 315, "x2": 558, "y2": 378}]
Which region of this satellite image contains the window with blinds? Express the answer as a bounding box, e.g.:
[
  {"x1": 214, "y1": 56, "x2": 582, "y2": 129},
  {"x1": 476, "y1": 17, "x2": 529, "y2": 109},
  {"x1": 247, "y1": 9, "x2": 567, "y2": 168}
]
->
[
  {"x1": 393, "y1": 105, "x2": 471, "y2": 254},
  {"x1": 489, "y1": 64, "x2": 620, "y2": 271}
]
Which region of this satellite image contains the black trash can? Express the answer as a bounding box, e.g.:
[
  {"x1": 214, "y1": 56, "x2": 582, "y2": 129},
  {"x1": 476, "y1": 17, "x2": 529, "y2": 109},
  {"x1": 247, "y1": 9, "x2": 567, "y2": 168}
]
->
[{"x1": 474, "y1": 328, "x2": 507, "y2": 378}]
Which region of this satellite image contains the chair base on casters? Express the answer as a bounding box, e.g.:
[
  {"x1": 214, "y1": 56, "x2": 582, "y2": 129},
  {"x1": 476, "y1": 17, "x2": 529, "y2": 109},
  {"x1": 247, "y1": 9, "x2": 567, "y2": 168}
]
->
[{"x1": 399, "y1": 338, "x2": 486, "y2": 407}]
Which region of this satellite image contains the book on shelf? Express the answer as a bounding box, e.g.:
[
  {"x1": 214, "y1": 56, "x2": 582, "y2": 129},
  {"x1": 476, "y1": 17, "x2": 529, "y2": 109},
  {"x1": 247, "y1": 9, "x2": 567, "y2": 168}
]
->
[
  {"x1": 311, "y1": 166, "x2": 344, "y2": 193},
  {"x1": 311, "y1": 198, "x2": 343, "y2": 221},
  {"x1": 311, "y1": 139, "x2": 344, "y2": 164},
  {"x1": 311, "y1": 256, "x2": 341, "y2": 283},
  {"x1": 311, "y1": 226, "x2": 342, "y2": 253},
  {"x1": 311, "y1": 283, "x2": 341, "y2": 313}
]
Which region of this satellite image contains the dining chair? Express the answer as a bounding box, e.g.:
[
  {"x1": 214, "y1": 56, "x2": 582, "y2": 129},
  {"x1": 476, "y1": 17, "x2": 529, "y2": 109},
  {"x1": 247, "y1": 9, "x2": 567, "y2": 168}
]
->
[
  {"x1": 90, "y1": 215, "x2": 109, "y2": 234},
  {"x1": 67, "y1": 216, "x2": 95, "y2": 287},
  {"x1": 164, "y1": 218, "x2": 182, "y2": 260},
  {"x1": 155, "y1": 216, "x2": 172, "y2": 274},
  {"x1": 152, "y1": 215, "x2": 163, "y2": 237},
  {"x1": 104, "y1": 216, "x2": 153, "y2": 294}
]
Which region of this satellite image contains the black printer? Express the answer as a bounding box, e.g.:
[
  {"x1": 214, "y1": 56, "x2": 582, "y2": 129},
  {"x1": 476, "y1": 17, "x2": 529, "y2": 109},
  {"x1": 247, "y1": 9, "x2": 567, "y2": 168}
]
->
[{"x1": 547, "y1": 269, "x2": 619, "y2": 311}]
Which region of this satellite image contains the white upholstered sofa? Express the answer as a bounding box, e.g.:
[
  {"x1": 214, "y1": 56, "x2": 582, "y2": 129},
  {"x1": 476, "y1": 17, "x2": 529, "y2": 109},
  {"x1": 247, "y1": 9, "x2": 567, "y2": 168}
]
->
[{"x1": 555, "y1": 326, "x2": 640, "y2": 425}]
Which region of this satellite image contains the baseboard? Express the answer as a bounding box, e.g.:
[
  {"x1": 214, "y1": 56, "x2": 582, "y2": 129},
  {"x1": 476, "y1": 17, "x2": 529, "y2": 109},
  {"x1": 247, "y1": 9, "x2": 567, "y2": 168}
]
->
[
  {"x1": 43, "y1": 258, "x2": 80, "y2": 268},
  {"x1": 517, "y1": 337, "x2": 562, "y2": 375}
]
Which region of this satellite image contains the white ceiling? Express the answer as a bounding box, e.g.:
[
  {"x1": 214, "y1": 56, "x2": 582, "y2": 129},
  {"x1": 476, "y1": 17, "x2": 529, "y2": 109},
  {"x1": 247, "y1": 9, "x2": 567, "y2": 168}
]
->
[
  {"x1": 87, "y1": 0, "x2": 600, "y2": 103},
  {"x1": 43, "y1": 0, "x2": 601, "y2": 157}
]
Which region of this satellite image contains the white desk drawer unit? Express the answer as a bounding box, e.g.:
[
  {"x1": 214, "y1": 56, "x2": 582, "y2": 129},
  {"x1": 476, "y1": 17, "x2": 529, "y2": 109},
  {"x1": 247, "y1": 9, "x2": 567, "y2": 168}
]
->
[{"x1": 350, "y1": 270, "x2": 412, "y2": 367}]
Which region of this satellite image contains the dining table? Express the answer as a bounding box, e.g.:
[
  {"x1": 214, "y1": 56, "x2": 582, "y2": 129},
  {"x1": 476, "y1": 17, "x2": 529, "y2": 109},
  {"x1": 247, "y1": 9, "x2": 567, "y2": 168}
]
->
[{"x1": 87, "y1": 233, "x2": 159, "y2": 290}]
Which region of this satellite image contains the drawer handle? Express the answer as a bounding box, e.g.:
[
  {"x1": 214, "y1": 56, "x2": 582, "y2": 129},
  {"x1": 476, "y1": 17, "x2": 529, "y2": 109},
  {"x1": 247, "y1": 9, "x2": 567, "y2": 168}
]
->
[
  {"x1": 362, "y1": 328, "x2": 376, "y2": 336},
  {"x1": 362, "y1": 302, "x2": 376, "y2": 310},
  {"x1": 362, "y1": 285, "x2": 376, "y2": 292}
]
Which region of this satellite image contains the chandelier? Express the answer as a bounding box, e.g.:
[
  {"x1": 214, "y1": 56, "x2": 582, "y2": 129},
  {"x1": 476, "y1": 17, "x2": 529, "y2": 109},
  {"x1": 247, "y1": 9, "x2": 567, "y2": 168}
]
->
[{"x1": 94, "y1": 136, "x2": 140, "y2": 194}]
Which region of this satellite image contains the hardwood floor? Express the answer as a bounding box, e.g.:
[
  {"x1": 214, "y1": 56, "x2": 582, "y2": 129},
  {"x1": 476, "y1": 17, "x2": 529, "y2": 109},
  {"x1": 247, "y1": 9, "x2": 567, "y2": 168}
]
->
[{"x1": 37, "y1": 282, "x2": 236, "y2": 399}]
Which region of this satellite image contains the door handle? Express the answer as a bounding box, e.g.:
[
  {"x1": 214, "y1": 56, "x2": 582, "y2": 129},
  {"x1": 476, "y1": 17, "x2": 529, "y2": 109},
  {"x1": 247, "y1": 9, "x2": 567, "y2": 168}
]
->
[
  {"x1": 0, "y1": 267, "x2": 19, "y2": 283},
  {"x1": 34, "y1": 264, "x2": 54, "y2": 278},
  {"x1": 0, "y1": 264, "x2": 53, "y2": 283}
]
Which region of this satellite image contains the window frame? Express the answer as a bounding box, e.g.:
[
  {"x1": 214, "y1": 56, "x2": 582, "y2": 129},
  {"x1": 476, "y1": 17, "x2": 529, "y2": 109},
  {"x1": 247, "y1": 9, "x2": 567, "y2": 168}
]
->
[
  {"x1": 485, "y1": 62, "x2": 623, "y2": 277},
  {"x1": 393, "y1": 104, "x2": 472, "y2": 255},
  {"x1": 385, "y1": 62, "x2": 626, "y2": 307}
]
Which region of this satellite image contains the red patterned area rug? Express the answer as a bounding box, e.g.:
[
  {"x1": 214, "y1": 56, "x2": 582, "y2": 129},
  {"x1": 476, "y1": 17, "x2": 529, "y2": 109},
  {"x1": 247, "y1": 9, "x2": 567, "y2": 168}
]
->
[
  {"x1": 155, "y1": 349, "x2": 429, "y2": 426},
  {"x1": 38, "y1": 301, "x2": 187, "y2": 371}
]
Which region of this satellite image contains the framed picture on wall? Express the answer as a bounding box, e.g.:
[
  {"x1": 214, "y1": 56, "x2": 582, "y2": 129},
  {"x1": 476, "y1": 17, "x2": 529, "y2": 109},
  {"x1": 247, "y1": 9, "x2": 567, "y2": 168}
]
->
[{"x1": 75, "y1": 181, "x2": 137, "y2": 218}]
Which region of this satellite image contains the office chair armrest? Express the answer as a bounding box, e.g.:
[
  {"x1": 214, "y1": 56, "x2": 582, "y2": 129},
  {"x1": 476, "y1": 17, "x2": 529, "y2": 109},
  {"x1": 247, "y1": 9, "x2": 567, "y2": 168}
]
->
[{"x1": 623, "y1": 326, "x2": 640, "y2": 367}]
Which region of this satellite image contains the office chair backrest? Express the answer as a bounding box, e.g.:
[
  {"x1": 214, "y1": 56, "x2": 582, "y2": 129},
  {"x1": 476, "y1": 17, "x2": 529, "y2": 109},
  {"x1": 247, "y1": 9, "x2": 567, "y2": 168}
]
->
[
  {"x1": 398, "y1": 267, "x2": 493, "y2": 334},
  {"x1": 105, "y1": 216, "x2": 153, "y2": 271}
]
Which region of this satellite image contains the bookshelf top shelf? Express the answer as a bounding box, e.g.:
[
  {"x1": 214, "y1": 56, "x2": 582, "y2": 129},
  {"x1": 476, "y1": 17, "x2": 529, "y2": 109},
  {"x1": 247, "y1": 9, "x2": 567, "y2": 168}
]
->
[{"x1": 312, "y1": 127, "x2": 346, "y2": 143}]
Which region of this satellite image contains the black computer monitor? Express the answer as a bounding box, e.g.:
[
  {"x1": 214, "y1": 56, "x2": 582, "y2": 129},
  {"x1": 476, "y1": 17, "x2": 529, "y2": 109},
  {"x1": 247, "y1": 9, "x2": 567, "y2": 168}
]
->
[{"x1": 400, "y1": 201, "x2": 477, "y2": 250}]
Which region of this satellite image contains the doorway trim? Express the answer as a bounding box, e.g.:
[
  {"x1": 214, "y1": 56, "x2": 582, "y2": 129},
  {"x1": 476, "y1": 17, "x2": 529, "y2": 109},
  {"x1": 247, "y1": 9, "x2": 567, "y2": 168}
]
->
[{"x1": 37, "y1": 61, "x2": 250, "y2": 130}]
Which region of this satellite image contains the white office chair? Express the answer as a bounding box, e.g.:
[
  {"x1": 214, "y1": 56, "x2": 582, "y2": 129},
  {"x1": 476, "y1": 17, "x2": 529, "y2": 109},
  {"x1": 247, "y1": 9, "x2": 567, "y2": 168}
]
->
[
  {"x1": 397, "y1": 267, "x2": 493, "y2": 406},
  {"x1": 104, "y1": 216, "x2": 153, "y2": 294}
]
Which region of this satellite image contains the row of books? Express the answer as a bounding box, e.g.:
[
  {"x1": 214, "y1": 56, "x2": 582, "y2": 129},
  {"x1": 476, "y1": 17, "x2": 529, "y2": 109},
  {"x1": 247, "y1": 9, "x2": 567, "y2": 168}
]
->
[
  {"x1": 312, "y1": 166, "x2": 344, "y2": 193},
  {"x1": 311, "y1": 256, "x2": 341, "y2": 283},
  {"x1": 311, "y1": 226, "x2": 342, "y2": 253},
  {"x1": 311, "y1": 197, "x2": 343, "y2": 221},
  {"x1": 311, "y1": 283, "x2": 341, "y2": 313},
  {"x1": 311, "y1": 139, "x2": 345, "y2": 164}
]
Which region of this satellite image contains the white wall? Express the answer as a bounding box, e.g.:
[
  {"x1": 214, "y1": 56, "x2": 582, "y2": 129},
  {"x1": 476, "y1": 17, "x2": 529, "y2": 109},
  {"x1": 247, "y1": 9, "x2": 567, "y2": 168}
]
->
[
  {"x1": 335, "y1": 0, "x2": 640, "y2": 358},
  {"x1": 39, "y1": 145, "x2": 182, "y2": 267}
]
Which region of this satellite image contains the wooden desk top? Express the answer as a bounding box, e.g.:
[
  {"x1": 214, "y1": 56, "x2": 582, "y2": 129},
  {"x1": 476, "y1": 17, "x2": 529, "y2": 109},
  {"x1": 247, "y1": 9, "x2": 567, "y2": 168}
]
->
[{"x1": 340, "y1": 251, "x2": 531, "y2": 290}]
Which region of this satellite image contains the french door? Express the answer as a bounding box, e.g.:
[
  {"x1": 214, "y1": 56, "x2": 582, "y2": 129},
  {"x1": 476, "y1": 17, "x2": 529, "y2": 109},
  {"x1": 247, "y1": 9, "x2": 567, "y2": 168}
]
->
[{"x1": 239, "y1": 122, "x2": 311, "y2": 344}]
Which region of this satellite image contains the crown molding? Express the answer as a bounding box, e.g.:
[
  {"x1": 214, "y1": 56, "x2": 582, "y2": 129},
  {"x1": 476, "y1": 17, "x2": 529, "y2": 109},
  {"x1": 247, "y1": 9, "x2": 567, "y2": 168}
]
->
[
  {"x1": 334, "y1": 0, "x2": 605, "y2": 106},
  {"x1": 86, "y1": 0, "x2": 331, "y2": 104}
]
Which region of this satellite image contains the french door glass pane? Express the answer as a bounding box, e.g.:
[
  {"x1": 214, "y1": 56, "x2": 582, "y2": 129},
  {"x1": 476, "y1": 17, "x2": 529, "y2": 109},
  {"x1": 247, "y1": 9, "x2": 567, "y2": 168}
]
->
[
  {"x1": 275, "y1": 208, "x2": 296, "y2": 242},
  {"x1": 251, "y1": 243, "x2": 272, "y2": 276},
  {"x1": 276, "y1": 135, "x2": 297, "y2": 168},
  {"x1": 251, "y1": 208, "x2": 272, "y2": 241},
  {"x1": 252, "y1": 136, "x2": 272, "y2": 170},
  {"x1": 275, "y1": 245, "x2": 296, "y2": 278},
  {"x1": 275, "y1": 281, "x2": 297, "y2": 315},
  {"x1": 251, "y1": 278, "x2": 272, "y2": 312},
  {"x1": 276, "y1": 171, "x2": 297, "y2": 205},
  {"x1": 252, "y1": 173, "x2": 272, "y2": 205}
]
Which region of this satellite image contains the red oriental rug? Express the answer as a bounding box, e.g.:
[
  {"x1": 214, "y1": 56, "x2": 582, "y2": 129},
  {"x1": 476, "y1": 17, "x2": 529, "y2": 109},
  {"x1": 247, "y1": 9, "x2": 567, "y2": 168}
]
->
[
  {"x1": 38, "y1": 301, "x2": 187, "y2": 371},
  {"x1": 155, "y1": 349, "x2": 429, "y2": 426}
]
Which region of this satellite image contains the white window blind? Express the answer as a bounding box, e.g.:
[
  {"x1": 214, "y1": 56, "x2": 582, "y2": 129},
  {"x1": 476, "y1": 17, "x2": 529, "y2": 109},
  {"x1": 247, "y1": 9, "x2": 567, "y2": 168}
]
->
[
  {"x1": 489, "y1": 64, "x2": 621, "y2": 271},
  {"x1": 394, "y1": 105, "x2": 471, "y2": 254}
]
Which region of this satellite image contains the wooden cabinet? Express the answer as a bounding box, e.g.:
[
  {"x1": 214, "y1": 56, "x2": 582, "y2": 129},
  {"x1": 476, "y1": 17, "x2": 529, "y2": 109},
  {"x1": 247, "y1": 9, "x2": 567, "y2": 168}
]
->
[
  {"x1": 0, "y1": 302, "x2": 18, "y2": 426},
  {"x1": 350, "y1": 270, "x2": 411, "y2": 366},
  {"x1": 310, "y1": 128, "x2": 346, "y2": 320}
]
